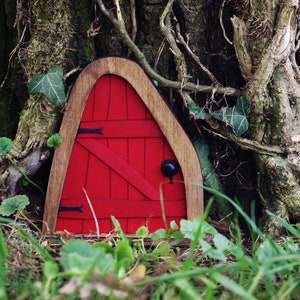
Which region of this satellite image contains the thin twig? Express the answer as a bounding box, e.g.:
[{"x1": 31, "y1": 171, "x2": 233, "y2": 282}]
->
[
  {"x1": 130, "y1": 0, "x2": 137, "y2": 43},
  {"x1": 219, "y1": 0, "x2": 233, "y2": 45},
  {"x1": 174, "y1": 16, "x2": 220, "y2": 85},
  {"x1": 201, "y1": 124, "x2": 284, "y2": 156},
  {"x1": 154, "y1": 38, "x2": 166, "y2": 71},
  {"x1": 1, "y1": 26, "x2": 27, "y2": 88},
  {"x1": 83, "y1": 188, "x2": 100, "y2": 238}
]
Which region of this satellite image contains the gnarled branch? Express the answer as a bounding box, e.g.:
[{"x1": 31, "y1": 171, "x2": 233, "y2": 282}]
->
[{"x1": 96, "y1": 0, "x2": 240, "y2": 98}]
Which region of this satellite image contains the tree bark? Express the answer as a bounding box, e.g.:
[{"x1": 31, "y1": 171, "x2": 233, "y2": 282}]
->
[
  {"x1": 232, "y1": 0, "x2": 300, "y2": 234},
  {"x1": 1, "y1": 0, "x2": 299, "y2": 235},
  {"x1": 0, "y1": 0, "x2": 73, "y2": 199}
]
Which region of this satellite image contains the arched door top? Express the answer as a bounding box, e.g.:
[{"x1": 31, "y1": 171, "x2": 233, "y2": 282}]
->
[{"x1": 42, "y1": 57, "x2": 203, "y2": 234}]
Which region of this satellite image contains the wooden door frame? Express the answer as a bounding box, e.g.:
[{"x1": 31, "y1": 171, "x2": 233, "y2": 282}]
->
[{"x1": 42, "y1": 57, "x2": 203, "y2": 234}]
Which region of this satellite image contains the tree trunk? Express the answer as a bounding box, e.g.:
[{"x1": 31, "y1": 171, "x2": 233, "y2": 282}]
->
[
  {"x1": 0, "y1": 0, "x2": 27, "y2": 138},
  {"x1": 231, "y1": 0, "x2": 300, "y2": 234},
  {"x1": 1, "y1": 0, "x2": 299, "y2": 234},
  {"x1": 0, "y1": 0, "x2": 73, "y2": 199}
]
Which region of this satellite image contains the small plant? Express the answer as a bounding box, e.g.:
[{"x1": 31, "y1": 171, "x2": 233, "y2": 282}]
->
[
  {"x1": 0, "y1": 195, "x2": 29, "y2": 216},
  {"x1": 0, "y1": 195, "x2": 41, "y2": 233},
  {"x1": 47, "y1": 133, "x2": 63, "y2": 148}
]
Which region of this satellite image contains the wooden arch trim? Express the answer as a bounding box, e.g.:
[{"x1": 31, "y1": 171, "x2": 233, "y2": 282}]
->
[{"x1": 42, "y1": 57, "x2": 203, "y2": 234}]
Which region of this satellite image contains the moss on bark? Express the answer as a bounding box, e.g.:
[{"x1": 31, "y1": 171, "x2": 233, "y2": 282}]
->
[
  {"x1": 0, "y1": 0, "x2": 73, "y2": 198},
  {"x1": 232, "y1": 0, "x2": 300, "y2": 234}
]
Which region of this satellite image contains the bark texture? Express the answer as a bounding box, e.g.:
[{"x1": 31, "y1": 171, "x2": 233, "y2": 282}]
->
[
  {"x1": 1, "y1": 0, "x2": 299, "y2": 235},
  {"x1": 0, "y1": 0, "x2": 26, "y2": 138},
  {"x1": 0, "y1": 0, "x2": 73, "y2": 199},
  {"x1": 232, "y1": 0, "x2": 300, "y2": 234}
]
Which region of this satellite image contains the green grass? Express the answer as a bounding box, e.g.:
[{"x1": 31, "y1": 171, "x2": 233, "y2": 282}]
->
[{"x1": 1, "y1": 194, "x2": 300, "y2": 300}]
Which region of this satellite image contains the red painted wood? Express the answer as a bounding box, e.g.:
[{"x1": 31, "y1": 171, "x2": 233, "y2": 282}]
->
[
  {"x1": 56, "y1": 74, "x2": 186, "y2": 234},
  {"x1": 61, "y1": 142, "x2": 88, "y2": 199},
  {"x1": 78, "y1": 120, "x2": 163, "y2": 138},
  {"x1": 57, "y1": 199, "x2": 185, "y2": 219},
  {"x1": 77, "y1": 139, "x2": 160, "y2": 200}
]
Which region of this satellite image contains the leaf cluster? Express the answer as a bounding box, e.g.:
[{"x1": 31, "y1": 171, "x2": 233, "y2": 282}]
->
[{"x1": 189, "y1": 96, "x2": 251, "y2": 137}]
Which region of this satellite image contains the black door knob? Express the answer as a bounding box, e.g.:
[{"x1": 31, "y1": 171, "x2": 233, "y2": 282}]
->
[{"x1": 161, "y1": 160, "x2": 179, "y2": 181}]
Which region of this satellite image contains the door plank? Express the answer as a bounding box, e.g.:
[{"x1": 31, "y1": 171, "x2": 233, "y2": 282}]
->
[
  {"x1": 57, "y1": 199, "x2": 185, "y2": 218},
  {"x1": 78, "y1": 120, "x2": 163, "y2": 138},
  {"x1": 77, "y1": 139, "x2": 161, "y2": 200}
]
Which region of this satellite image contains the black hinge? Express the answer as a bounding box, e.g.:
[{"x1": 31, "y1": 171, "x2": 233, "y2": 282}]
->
[
  {"x1": 78, "y1": 127, "x2": 103, "y2": 134},
  {"x1": 59, "y1": 205, "x2": 84, "y2": 212}
]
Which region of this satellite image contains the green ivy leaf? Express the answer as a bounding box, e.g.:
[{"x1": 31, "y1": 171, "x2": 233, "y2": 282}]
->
[
  {"x1": 47, "y1": 133, "x2": 63, "y2": 148},
  {"x1": 211, "y1": 107, "x2": 249, "y2": 137},
  {"x1": 28, "y1": 66, "x2": 66, "y2": 106},
  {"x1": 0, "y1": 195, "x2": 29, "y2": 216},
  {"x1": 188, "y1": 103, "x2": 207, "y2": 120},
  {"x1": 0, "y1": 137, "x2": 13, "y2": 156},
  {"x1": 236, "y1": 96, "x2": 251, "y2": 116}
]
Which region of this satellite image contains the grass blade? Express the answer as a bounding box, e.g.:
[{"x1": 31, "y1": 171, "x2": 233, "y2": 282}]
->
[
  {"x1": 213, "y1": 273, "x2": 257, "y2": 300},
  {"x1": 266, "y1": 210, "x2": 300, "y2": 239},
  {"x1": 0, "y1": 228, "x2": 8, "y2": 300},
  {"x1": 0, "y1": 217, "x2": 53, "y2": 261}
]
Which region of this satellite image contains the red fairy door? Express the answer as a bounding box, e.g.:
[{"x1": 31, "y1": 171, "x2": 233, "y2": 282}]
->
[
  {"x1": 42, "y1": 57, "x2": 203, "y2": 235},
  {"x1": 55, "y1": 75, "x2": 186, "y2": 234}
]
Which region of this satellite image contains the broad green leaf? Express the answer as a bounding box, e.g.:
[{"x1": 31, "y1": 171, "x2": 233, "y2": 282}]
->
[
  {"x1": 180, "y1": 219, "x2": 217, "y2": 241},
  {"x1": 60, "y1": 239, "x2": 115, "y2": 275},
  {"x1": 28, "y1": 66, "x2": 66, "y2": 106},
  {"x1": 0, "y1": 195, "x2": 29, "y2": 216},
  {"x1": 213, "y1": 233, "x2": 232, "y2": 252},
  {"x1": 200, "y1": 238, "x2": 227, "y2": 262},
  {"x1": 47, "y1": 133, "x2": 63, "y2": 148},
  {"x1": 213, "y1": 233, "x2": 244, "y2": 258},
  {"x1": 172, "y1": 231, "x2": 185, "y2": 240},
  {"x1": 92, "y1": 242, "x2": 115, "y2": 255},
  {"x1": 43, "y1": 260, "x2": 59, "y2": 280},
  {"x1": 153, "y1": 242, "x2": 170, "y2": 256},
  {"x1": 151, "y1": 228, "x2": 167, "y2": 240},
  {"x1": 136, "y1": 225, "x2": 149, "y2": 238},
  {"x1": 236, "y1": 96, "x2": 251, "y2": 116},
  {"x1": 211, "y1": 107, "x2": 249, "y2": 137},
  {"x1": 188, "y1": 103, "x2": 207, "y2": 120},
  {"x1": 170, "y1": 220, "x2": 179, "y2": 231},
  {"x1": 0, "y1": 137, "x2": 13, "y2": 155},
  {"x1": 115, "y1": 240, "x2": 134, "y2": 268}
]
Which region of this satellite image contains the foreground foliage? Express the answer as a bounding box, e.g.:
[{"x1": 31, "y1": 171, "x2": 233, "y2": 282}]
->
[{"x1": 1, "y1": 195, "x2": 300, "y2": 300}]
